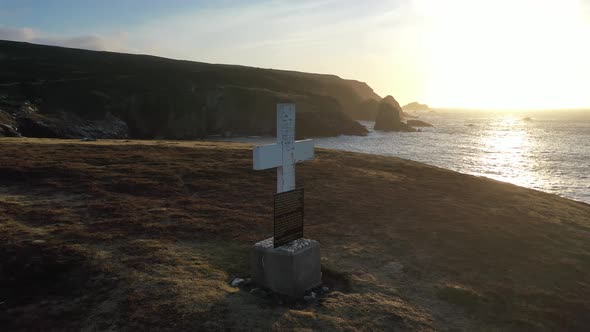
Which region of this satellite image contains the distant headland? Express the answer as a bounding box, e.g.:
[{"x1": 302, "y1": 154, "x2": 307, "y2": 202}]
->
[{"x1": 402, "y1": 102, "x2": 431, "y2": 111}]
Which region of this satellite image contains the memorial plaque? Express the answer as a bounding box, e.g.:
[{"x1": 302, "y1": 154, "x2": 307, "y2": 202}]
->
[{"x1": 273, "y1": 188, "x2": 304, "y2": 248}]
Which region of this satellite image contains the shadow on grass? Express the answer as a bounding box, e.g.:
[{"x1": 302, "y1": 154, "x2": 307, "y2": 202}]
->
[
  {"x1": 0, "y1": 239, "x2": 120, "y2": 330},
  {"x1": 321, "y1": 265, "x2": 353, "y2": 293}
]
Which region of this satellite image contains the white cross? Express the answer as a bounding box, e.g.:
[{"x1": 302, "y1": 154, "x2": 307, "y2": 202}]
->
[{"x1": 253, "y1": 103, "x2": 314, "y2": 193}]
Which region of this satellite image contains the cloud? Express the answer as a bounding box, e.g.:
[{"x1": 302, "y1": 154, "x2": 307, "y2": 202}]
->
[
  {"x1": 126, "y1": 1, "x2": 406, "y2": 57},
  {"x1": 0, "y1": 26, "x2": 130, "y2": 52},
  {"x1": 53, "y1": 33, "x2": 130, "y2": 52},
  {"x1": 0, "y1": 26, "x2": 37, "y2": 41},
  {"x1": 119, "y1": 0, "x2": 419, "y2": 98}
]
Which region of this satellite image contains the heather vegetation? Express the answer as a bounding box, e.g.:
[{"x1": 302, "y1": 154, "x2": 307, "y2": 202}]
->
[{"x1": 1, "y1": 138, "x2": 589, "y2": 330}]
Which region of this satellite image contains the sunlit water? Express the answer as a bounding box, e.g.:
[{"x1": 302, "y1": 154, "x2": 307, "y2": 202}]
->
[{"x1": 225, "y1": 110, "x2": 590, "y2": 204}]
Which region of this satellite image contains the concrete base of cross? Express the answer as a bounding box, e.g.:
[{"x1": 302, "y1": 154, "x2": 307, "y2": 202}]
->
[{"x1": 251, "y1": 238, "x2": 321, "y2": 298}]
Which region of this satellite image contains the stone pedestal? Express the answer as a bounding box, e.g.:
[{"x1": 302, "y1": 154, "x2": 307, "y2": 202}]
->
[{"x1": 251, "y1": 238, "x2": 321, "y2": 298}]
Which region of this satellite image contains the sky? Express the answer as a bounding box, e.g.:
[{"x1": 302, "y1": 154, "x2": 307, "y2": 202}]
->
[{"x1": 1, "y1": 0, "x2": 590, "y2": 109}]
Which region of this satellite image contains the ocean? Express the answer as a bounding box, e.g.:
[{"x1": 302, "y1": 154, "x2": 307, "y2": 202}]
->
[
  {"x1": 314, "y1": 109, "x2": 590, "y2": 204},
  {"x1": 228, "y1": 109, "x2": 590, "y2": 204}
]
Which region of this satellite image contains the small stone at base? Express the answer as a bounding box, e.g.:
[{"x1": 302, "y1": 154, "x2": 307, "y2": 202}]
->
[{"x1": 231, "y1": 278, "x2": 245, "y2": 287}]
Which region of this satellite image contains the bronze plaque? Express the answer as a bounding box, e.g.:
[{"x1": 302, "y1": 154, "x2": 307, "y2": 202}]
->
[{"x1": 274, "y1": 188, "x2": 304, "y2": 248}]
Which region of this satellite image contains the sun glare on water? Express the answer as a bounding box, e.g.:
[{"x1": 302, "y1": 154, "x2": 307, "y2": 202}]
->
[
  {"x1": 476, "y1": 115, "x2": 544, "y2": 188},
  {"x1": 415, "y1": 0, "x2": 590, "y2": 110}
]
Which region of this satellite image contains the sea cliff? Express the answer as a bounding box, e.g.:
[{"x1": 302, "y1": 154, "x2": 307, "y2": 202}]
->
[{"x1": 0, "y1": 40, "x2": 380, "y2": 139}]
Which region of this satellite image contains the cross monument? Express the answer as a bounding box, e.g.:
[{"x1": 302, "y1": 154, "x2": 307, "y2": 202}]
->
[
  {"x1": 250, "y1": 103, "x2": 322, "y2": 298},
  {"x1": 253, "y1": 103, "x2": 314, "y2": 193}
]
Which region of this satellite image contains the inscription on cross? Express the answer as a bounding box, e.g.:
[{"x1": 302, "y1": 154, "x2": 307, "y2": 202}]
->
[
  {"x1": 253, "y1": 103, "x2": 314, "y2": 193},
  {"x1": 253, "y1": 103, "x2": 314, "y2": 247}
]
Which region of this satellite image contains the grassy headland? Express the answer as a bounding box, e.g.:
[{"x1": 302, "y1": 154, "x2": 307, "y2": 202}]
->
[
  {"x1": 0, "y1": 40, "x2": 378, "y2": 139},
  {"x1": 1, "y1": 138, "x2": 589, "y2": 330}
]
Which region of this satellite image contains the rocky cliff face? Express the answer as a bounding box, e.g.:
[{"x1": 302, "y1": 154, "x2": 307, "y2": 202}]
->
[
  {"x1": 0, "y1": 40, "x2": 373, "y2": 139},
  {"x1": 354, "y1": 99, "x2": 381, "y2": 121},
  {"x1": 0, "y1": 97, "x2": 128, "y2": 138}
]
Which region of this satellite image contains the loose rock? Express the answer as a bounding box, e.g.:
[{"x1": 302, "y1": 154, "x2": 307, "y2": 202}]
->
[{"x1": 230, "y1": 278, "x2": 245, "y2": 287}]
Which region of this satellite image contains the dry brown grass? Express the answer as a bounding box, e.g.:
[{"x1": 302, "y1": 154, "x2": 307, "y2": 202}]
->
[{"x1": 1, "y1": 138, "x2": 589, "y2": 331}]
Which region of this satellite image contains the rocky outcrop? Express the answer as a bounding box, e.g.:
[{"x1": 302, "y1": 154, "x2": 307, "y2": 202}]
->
[
  {"x1": 406, "y1": 120, "x2": 433, "y2": 127},
  {"x1": 0, "y1": 98, "x2": 128, "y2": 139},
  {"x1": 0, "y1": 40, "x2": 375, "y2": 139},
  {"x1": 0, "y1": 122, "x2": 20, "y2": 137},
  {"x1": 373, "y1": 99, "x2": 416, "y2": 132},
  {"x1": 0, "y1": 107, "x2": 20, "y2": 137}
]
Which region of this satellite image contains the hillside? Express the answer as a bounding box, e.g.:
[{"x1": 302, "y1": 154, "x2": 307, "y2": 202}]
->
[
  {"x1": 0, "y1": 40, "x2": 383, "y2": 139},
  {"x1": 0, "y1": 139, "x2": 590, "y2": 331},
  {"x1": 1, "y1": 138, "x2": 590, "y2": 331}
]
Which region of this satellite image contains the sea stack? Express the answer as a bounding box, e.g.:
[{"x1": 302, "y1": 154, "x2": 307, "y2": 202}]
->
[{"x1": 374, "y1": 96, "x2": 416, "y2": 132}]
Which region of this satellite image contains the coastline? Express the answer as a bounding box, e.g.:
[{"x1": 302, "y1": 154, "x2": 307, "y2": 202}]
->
[{"x1": 4, "y1": 136, "x2": 589, "y2": 206}]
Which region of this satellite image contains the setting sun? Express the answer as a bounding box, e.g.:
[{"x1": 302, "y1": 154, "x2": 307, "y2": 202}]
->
[{"x1": 417, "y1": 0, "x2": 590, "y2": 109}]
